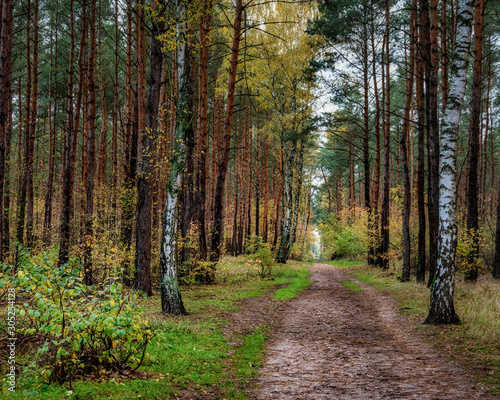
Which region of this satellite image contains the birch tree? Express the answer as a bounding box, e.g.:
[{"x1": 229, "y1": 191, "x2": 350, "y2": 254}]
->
[
  {"x1": 424, "y1": 0, "x2": 474, "y2": 325},
  {"x1": 159, "y1": 0, "x2": 190, "y2": 315}
]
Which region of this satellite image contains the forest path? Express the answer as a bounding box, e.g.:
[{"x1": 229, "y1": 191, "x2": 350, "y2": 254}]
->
[{"x1": 251, "y1": 263, "x2": 494, "y2": 400}]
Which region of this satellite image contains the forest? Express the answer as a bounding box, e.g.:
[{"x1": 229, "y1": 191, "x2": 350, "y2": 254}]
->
[{"x1": 1, "y1": 0, "x2": 500, "y2": 398}]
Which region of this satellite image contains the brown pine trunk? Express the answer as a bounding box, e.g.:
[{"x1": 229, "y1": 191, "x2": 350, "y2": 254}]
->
[
  {"x1": 83, "y1": 0, "x2": 98, "y2": 286},
  {"x1": 255, "y1": 117, "x2": 260, "y2": 238},
  {"x1": 380, "y1": 0, "x2": 391, "y2": 269},
  {"x1": 58, "y1": 0, "x2": 85, "y2": 266},
  {"x1": 120, "y1": 1, "x2": 135, "y2": 269},
  {"x1": 0, "y1": 0, "x2": 13, "y2": 261},
  {"x1": 465, "y1": 0, "x2": 485, "y2": 282},
  {"x1": 348, "y1": 142, "x2": 355, "y2": 212},
  {"x1": 362, "y1": 17, "x2": 372, "y2": 264},
  {"x1": 400, "y1": 0, "x2": 416, "y2": 282},
  {"x1": 262, "y1": 135, "x2": 269, "y2": 243},
  {"x1": 210, "y1": 0, "x2": 243, "y2": 262},
  {"x1": 135, "y1": 0, "x2": 165, "y2": 295},
  {"x1": 43, "y1": 9, "x2": 58, "y2": 246},
  {"x1": 416, "y1": 11, "x2": 427, "y2": 283},
  {"x1": 246, "y1": 109, "x2": 253, "y2": 242},
  {"x1": 17, "y1": 0, "x2": 32, "y2": 249},
  {"x1": 195, "y1": 0, "x2": 213, "y2": 263},
  {"x1": 97, "y1": 0, "x2": 108, "y2": 187},
  {"x1": 371, "y1": 7, "x2": 381, "y2": 263},
  {"x1": 111, "y1": 0, "x2": 119, "y2": 212}
]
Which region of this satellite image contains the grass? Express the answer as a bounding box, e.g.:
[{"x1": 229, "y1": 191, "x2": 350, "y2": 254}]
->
[
  {"x1": 340, "y1": 280, "x2": 361, "y2": 292},
  {"x1": 345, "y1": 262, "x2": 500, "y2": 395},
  {"x1": 1, "y1": 256, "x2": 311, "y2": 399},
  {"x1": 273, "y1": 267, "x2": 311, "y2": 300}
]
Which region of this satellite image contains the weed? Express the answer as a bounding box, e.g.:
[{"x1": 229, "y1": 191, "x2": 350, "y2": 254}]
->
[{"x1": 340, "y1": 280, "x2": 361, "y2": 292}]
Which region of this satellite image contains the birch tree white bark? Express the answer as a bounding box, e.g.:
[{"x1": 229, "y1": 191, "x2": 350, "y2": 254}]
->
[
  {"x1": 425, "y1": 0, "x2": 474, "y2": 325},
  {"x1": 159, "y1": 0, "x2": 190, "y2": 315}
]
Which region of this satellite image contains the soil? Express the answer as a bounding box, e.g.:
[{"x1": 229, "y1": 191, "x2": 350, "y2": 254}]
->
[{"x1": 244, "y1": 263, "x2": 497, "y2": 400}]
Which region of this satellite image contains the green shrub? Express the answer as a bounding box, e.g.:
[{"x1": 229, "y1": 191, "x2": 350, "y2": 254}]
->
[
  {"x1": 244, "y1": 236, "x2": 274, "y2": 277},
  {"x1": 319, "y1": 213, "x2": 367, "y2": 259},
  {"x1": 1, "y1": 247, "x2": 155, "y2": 384}
]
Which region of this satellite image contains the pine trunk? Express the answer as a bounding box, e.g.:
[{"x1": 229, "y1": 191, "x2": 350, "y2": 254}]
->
[
  {"x1": 465, "y1": 0, "x2": 485, "y2": 282},
  {"x1": 210, "y1": 0, "x2": 243, "y2": 262}
]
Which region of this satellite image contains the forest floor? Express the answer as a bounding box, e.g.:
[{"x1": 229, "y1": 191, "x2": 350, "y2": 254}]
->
[{"x1": 228, "y1": 263, "x2": 497, "y2": 400}]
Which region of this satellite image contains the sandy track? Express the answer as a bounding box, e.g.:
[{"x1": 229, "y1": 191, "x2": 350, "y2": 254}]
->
[{"x1": 251, "y1": 263, "x2": 495, "y2": 400}]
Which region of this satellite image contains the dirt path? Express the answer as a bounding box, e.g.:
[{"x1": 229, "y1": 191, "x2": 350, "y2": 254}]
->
[{"x1": 251, "y1": 263, "x2": 495, "y2": 400}]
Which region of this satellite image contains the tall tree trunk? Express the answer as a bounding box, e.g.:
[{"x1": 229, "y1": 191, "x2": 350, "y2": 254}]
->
[
  {"x1": 83, "y1": 0, "x2": 98, "y2": 286},
  {"x1": 362, "y1": 17, "x2": 372, "y2": 265},
  {"x1": 160, "y1": 0, "x2": 190, "y2": 316},
  {"x1": 255, "y1": 117, "x2": 261, "y2": 238},
  {"x1": 24, "y1": 0, "x2": 39, "y2": 248},
  {"x1": 179, "y1": 22, "x2": 197, "y2": 270},
  {"x1": 285, "y1": 139, "x2": 305, "y2": 260},
  {"x1": 400, "y1": 0, "x2": 416, "y2": 282},
  {"x1": 425, "y1": 0, "x2": 473, "y2": 325},
  {"x1": 380, "y1": 0, "x2": 391, "y2": 269},
  {"x1": 0, "y1": 0, "x2": 13, "y2": 261},
  {"x1": 465, "y1": 0, "x2": 485, "y2": 282},
  {"x1": 416, "y1": 11, "x2": 427, "y2": 283},
  {"x1": 58, "y1": 0, "x2": 84, "y2": 267},
  {"x1": 135, "y1": 0, "x2": 165, "y2": 296},
  {"x1": 17, "y1": 0, "x2": 32, "y2": 249},
  {"x1": 195, "y1": 0, "x2": 213, "y2": 266},
  {"x1": 210, "y1": 0, "x2": 243, "y2": 263},
  {"x1": 97, "y1": 0, "x2": 108, "y2": 188},
  {"x1": 120, "y1": 1, "x2": 135, "y2": 284},
  {"x1": 262, "y1": 135, "x2": 269, "y2": 242},
  {"x1": 371, "y1": 14, "x2": 381, "y2": 264},
  {"x1": 276, "y1": 140, "x2": 296, "y2": 263},
  {"x1": 43, "y1": 1, "x2": 59, "y2": 246}
]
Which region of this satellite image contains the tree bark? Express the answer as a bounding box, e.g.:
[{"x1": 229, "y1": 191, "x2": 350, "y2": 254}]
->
[
  {"x1": 380, "y1": 0, "x2": 391, "y2": 270},
  {"x1": 135, "y1": 0, "x2": 165, "y2": 296},
  {"x1": 83, "y1": 0, "x2": 98, "y2": 286},
  {"x1": 416, "y1": 10, "x2": 426, "y2": 283},
  {"x1": 276, "y1": 140, "x2": 296, "y2": 263},
  {"x1": 160, "y1": 0, "x2": 191, "y2": 315},
  {"x1": 210, "y1": 0, "x2": 243, "y2": 263},
  {"x1": 0, "y1": 0, "x2": 13, "y2": 261},
  {"x1": 58, "y1": 0, "x2": 84, "y2": 267},
  {"x1": 465, "y1": 0, "x2": 485, "y2": 282},
  {"x1": 425, "y1": 0, "x2": 473, "y2": 325},
  {"x1": 43, "y1": 1, "x2": 59, "y2": 246},
  {"x1": 400, "y1": 0, "x2": 416, "y2": 282},
  {"x1": 195, "y1": 0, "x2": 213, "y2": 266}
]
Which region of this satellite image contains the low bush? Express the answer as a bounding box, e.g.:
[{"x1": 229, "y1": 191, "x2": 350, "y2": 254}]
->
[
  {"x1": 244, "y1": 236, "x2": 274, "y2": 277},
  {"x1": 0, "y1": 247, "x2": 155, "y2": 384}
]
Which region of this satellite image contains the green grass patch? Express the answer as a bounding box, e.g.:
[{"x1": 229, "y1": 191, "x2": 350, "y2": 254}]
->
[
  {"x1": 340, "y1": 280, "x2": 361, "y2": 292},
  {"x1": 234, "y1": 325, "x2": 268, "y2": 380},
  {"x1": 273, "y1": 267, "x2": 311, "y2": 300}
]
